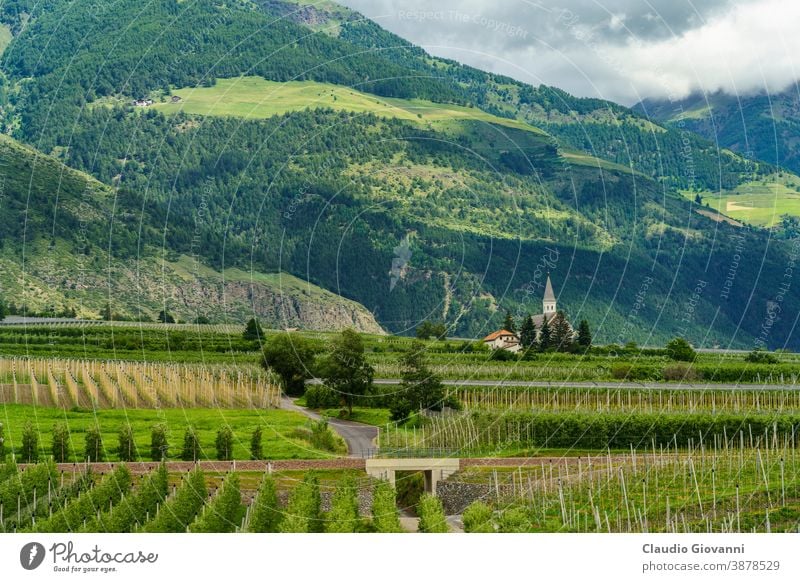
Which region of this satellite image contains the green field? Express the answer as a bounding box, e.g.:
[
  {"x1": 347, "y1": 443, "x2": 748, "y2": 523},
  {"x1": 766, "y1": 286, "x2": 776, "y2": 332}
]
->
[
  {"x1": 684, "y1": 174, "x2": 800, "y2": 227},
  {"x1": 0, "y1": 405, "x2": 338, "y2": 461},
  {"x1": 152, "y1": 76, "x2": 547, "y2": 135}
]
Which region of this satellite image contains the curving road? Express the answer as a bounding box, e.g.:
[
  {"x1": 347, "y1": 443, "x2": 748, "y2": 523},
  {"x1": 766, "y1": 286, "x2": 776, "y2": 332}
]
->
[{"x1": 280, "y1": 397, "x2": 378, "y2": 458}]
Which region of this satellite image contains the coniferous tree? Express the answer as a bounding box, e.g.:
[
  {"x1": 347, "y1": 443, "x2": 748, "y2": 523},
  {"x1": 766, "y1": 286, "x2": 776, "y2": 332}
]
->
[
  {"x1": 215, "y1": 425, "x2": 233, "y2": 461},
  {"x1": 118, "y1": 423, "x2": 136, "y2": 462},
  {"x1": 51, "y1": 423, "x2": 71, "y2": 462},
  {"x1": 539, "y1": 316, "x2": 552, "y2": 352},
  {"x1": 21, "y1": 421, "x2": 39, "y2": 462},
  {"x1": 157, "y1": 309, "x2": 175, "y2": 324},
  {"x1": 243, "y1": 317, "x2": 264, "y2": 341},
  {"x1": 250, "y1": 426, "x2": 264, "y2": 460},
  {"x1": 502, "y1": 311, "x2": 516, "y2": 333},
  {"x1": 577, "y1": 319, "x2": 592, "y2": 350},
  {"x1": 181, "y1": 426, "x2": 201, "y2": 462},
  {"x1": 84, "y1": 425, "x2": 104, "y2": 462},
  {"x1": 150, "y1": 424, "x2": 168, "y2": 461},
  {"x1": 551, "y1": 311, "x2": 574, "y2": 352},
  {"x1": 519, "y1": 315, "x2": 537, "y2": 348}
]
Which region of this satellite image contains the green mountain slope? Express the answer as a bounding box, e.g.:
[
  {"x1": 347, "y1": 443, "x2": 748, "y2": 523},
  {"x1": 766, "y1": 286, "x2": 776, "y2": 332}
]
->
[
  {"x1": 635, "y1": 87, "x2": 800, "y2": 175},
  {"x1": 0, "y1": 133, "x2": 383, "y2": 330},
  {"x1": 0, "y1": 0, "x2": 797, "y2": 348}
]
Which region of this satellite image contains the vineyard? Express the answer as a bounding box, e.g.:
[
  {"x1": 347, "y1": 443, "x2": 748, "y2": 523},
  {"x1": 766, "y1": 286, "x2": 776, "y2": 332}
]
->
[
  {"x1": 0, "y1": 357, "x2": 280, "y2": 409},
  {"x1": 451, "y1": 385, "x2": 800, "y2": 414},
  {"x1": 457, "y1": 441, "x2": 800, "y2": 533},
  {"x1": 0, "y1": 462, "x2": 401, "y2": 533},
  {"x1": 378, "y1": 409, "x2": 800, "y2": 454}
]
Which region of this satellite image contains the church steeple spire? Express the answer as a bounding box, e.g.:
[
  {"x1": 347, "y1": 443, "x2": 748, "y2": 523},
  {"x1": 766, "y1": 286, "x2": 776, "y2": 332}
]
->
[{"x1": 543, "y1": 274, "x2": 556, "y2": 316}]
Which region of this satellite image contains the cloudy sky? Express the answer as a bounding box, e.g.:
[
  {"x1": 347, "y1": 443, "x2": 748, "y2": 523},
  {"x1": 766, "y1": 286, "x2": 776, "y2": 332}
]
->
[{"x1": 338, "y1": 0, "x2": 799, "y2": 105}]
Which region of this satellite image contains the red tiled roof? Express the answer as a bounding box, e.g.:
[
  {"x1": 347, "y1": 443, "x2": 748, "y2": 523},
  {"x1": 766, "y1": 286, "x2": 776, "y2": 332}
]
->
[{"x1": 482, "y1": 329, "x2": 517, "y2": 342}]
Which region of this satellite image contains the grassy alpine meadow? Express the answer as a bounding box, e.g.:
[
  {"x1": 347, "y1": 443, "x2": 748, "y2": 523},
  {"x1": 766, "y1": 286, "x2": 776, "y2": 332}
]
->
[
  {"x1": 151, "y1": 76, "x2": 548, "y2": 135},
  {"x1": 0, "y1": 404, "x2": 342, "y2": 461},
  {"x1": 682, "y1": 173, "x2": 800, "y2": 227}
]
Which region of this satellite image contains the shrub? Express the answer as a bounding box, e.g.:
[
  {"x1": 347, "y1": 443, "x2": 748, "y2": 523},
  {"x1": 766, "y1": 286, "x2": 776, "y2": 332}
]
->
[
  {"x1": 51, "y1": 423, "x2": 71, "y2": 463},
  {"x1": 246, "y1": 474, "x2": 281, "y2": 532},
  {"x1": 20, "y1": 421, "x2": 39, "y2": 463},
  {"x1": 666, "y1": 337, "x2": 696, "y2": 362},
  {"x1": 150, "y1": 424, "x2": 168, "y2": 461},
  {"x1": 309, "y1": 419, "x2": 342, "y2": 453},
  {"x1": 663, "y1": 363, "x2": 702, "y2": 382},
  {"x1": 304, "y1": 385, "x2": 340, "y2": 409},
  {"x1": 181, "y1": 427, "x2": 201, "y2": 462},
  {"x1": 462, "y1": 501, "x2": 494, "y2": 532},
  {"x1": 250, "y1": 427, "x2": 263, "y2": 460},
  {"x1": 84, "y1": 425, "x2": 104, "y2": 462},
  {"x1": 489, "y1": 348, "x2": 517, "y2": 361},
  {"x1": 215, "y1": 426, "x2": 234, "y2": 461},
  {"x1": 745, "y1": 348, "x2": 779, "y2": 364},
  {"x1": 118, "y1": 423, "x2": 136, "y2": 462},
  {"x1": 417, "y1": 494, "x2": 448, "y2": 533},
  {"x1": 371, "y1": 480, "x2": 402, "y2": 532},
  {"x1": 0, "y1": 422, "x2": 5, "y2": 462},
  {"x1": 611, "y1": 363, "x2": 632, "y2": 380},
  {"x1": 498, "y1": 507, "x2": 531, "y2": 532}
]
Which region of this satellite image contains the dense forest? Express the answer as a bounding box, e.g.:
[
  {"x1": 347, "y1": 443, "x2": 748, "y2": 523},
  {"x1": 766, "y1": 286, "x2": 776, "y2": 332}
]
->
[{"x1": 0, "y1": 0, "x2": 797, "y2": 347}]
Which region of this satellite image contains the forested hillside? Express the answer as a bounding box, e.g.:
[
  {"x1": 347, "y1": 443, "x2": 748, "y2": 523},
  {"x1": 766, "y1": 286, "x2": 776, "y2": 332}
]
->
[
  {"x1": 636, "y1": 87, "x2": 800, "y2": 176},
  {"x1": 0, "y1": 0, "x2": 797, "y2": 347}
]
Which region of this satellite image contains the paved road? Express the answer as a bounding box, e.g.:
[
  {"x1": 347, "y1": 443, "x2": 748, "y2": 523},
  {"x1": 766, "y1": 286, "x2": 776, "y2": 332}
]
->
[{"x1": 281, "y1": 397, "x2": 378, "y2": 458}]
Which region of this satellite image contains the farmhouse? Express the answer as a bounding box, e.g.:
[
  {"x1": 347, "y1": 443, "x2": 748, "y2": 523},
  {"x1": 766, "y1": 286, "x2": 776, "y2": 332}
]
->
[{"x1": 482, "y1": 329, "x2": 521, "y2": 352}]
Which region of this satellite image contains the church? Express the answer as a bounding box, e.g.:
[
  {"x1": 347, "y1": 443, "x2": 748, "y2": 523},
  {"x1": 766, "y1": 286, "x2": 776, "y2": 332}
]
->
[{"x1": 482, "y1": 275, "x2": 569, "y2": 351}]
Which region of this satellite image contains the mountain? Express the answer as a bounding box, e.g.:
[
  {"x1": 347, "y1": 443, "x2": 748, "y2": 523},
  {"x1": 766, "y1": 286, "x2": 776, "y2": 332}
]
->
[
  {"x1": 635, "y1": 86, "x2": 800, "y2": 176},
  {"x1": 0, "y1": 0, "x2": 798, "y2": 348},
  {"x1": 0, "y1": 133, "x2": 383, "y2": 331}
]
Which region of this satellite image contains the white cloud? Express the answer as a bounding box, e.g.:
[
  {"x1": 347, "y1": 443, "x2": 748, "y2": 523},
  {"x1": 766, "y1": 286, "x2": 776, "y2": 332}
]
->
[
  {"x1": 607, "y1": 0, "x2": 800, "y2": 101},
  {"x1": 338, "y1": 0, "x2": 798, "y2": 104}
]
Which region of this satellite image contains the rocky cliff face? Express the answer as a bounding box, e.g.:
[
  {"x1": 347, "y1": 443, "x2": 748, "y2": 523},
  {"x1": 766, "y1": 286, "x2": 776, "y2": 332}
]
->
[{"x1": 0, "y1": 250, "x2": 384, "y2": 333}]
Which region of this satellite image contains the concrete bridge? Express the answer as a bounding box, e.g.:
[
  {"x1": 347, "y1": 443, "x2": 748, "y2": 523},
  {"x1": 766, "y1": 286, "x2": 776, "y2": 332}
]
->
[{"x1": 365, "y1": 457, "x2": 460, "y2": 495}]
